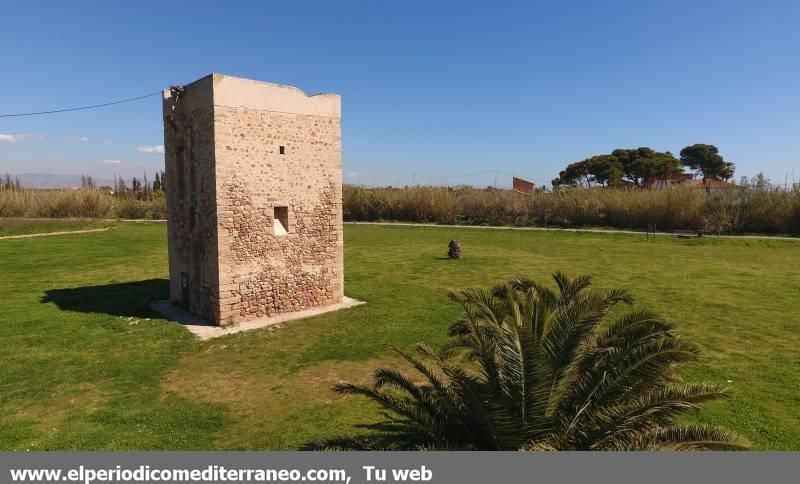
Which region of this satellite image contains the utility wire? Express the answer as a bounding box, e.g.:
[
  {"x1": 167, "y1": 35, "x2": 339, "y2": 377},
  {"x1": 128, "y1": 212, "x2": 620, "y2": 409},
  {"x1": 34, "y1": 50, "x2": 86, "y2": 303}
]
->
[
  {"x1": 0, "y1": 89, "x2": 550, "y2": 187},
  {"x1": 413, "y1": 169, "x2": 496, "y2": 180},
  {"x1": 412, "y1": 169, "x2": 547, "y2": 185},
  {"x1": 0, "y1": 90, "x2": 163, "y2": 118},
  {"x1": 496, "y1": 169, "x2": 548, "y2": 184}
]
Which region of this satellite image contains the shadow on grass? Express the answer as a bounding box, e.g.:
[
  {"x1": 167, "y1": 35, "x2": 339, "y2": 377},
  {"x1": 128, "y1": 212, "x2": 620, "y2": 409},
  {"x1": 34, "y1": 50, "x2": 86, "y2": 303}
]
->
[{"x1": 41, "y1": 278, "x2": 169, "y2": 318}]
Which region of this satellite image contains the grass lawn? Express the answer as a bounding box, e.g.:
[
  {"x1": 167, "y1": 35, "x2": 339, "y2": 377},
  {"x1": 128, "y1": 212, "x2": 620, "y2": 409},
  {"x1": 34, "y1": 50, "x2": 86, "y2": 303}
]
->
[
  {"x1": 0, "y1": 218, "x2": 114, "y2": 237},
  {"x1": 1, "y1": 221, "x2": 799, "y2": 450}
]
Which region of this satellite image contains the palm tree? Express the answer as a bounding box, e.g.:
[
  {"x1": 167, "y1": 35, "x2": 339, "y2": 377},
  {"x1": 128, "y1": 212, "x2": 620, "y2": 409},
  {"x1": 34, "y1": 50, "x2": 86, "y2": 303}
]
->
[{"x1": 309, "y1": 273, "x2": 748, "y2": 450}]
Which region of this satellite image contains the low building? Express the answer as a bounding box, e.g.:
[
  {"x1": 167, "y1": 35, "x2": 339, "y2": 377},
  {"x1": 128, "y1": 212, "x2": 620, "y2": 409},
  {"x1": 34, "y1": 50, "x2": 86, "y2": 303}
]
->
[{"x1": 512, "y1": 176, "x2": 535, "y2": 194}]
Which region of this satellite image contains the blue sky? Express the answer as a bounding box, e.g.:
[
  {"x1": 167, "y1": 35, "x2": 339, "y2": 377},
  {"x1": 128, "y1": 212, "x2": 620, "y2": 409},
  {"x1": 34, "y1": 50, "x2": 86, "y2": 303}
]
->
[{"x1": 1, "y1": 0, "x2": 799, "y2": 187}]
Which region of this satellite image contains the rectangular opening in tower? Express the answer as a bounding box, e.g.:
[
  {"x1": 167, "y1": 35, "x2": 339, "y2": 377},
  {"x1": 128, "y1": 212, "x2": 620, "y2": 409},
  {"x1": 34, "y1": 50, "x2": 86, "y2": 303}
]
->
[{"x1": 273, "y1": 206, "x2": 289, "y2": 236}]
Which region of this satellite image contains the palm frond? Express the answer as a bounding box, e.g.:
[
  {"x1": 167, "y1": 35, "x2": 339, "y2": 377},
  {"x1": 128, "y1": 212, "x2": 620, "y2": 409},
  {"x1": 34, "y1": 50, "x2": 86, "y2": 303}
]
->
[
  {"x1": 519, "y1": 439, "x2": 559, "y2": 451},
  {"x1": 584, "y1": 384, "x2": 731, "y2": 450},
  {"x1": 626, "y1": 424, "x2": 750, "y2": 451},
  {"x1": 552, "y1": 272, "x2": 593, "y2": 302}
]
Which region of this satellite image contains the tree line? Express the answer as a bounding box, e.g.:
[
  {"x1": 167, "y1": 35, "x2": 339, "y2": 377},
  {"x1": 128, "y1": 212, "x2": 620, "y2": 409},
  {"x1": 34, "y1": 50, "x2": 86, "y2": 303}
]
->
[
  {"x1": 551, "y1": 143, "x2": 735, "y2": 193},
  {"x1": 109, "y1": 171, "x2": 166, "y2": 201},
  {"x1": 1, "y1": 174, "x2": 22, "y2": 191},
  {"x1": 2, "y1": 171, "x2": 167, "y2": 201}
]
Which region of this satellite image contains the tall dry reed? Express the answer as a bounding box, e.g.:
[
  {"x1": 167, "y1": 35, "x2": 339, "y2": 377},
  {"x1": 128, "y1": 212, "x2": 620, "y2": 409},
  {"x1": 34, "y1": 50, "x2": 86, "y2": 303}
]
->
[
  {"x1": 0, "y1": 188, "x2": 166, "y2": 219},
  {"x1": 343, "y1": 185, "x2": 800, "y2": 234},
  {"x1": 3, "y1": 185, "x2": 798, "y2": 234}
]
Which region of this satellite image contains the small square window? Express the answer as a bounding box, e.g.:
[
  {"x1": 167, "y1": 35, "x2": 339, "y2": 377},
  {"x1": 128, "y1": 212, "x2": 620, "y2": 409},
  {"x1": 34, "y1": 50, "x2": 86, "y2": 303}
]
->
[
  {"x1": 273, "y1": 206, "x2": 288, "y2": 236},
  {"x1": 279, "y1": 146, "x2": 285, "y2": 155}
]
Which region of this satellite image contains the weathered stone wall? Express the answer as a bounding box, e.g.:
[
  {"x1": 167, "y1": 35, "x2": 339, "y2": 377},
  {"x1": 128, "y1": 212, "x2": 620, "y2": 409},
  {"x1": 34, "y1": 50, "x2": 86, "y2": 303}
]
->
[
  {"x1": 163, "y1": 77, "x2": 220, "y2": 321},
  {"x1": 163, "y1": 74, "x2": 343, "y2": 325},
  {"x1": 214, "y1": 104, "x2": 343, "y2": 323}
]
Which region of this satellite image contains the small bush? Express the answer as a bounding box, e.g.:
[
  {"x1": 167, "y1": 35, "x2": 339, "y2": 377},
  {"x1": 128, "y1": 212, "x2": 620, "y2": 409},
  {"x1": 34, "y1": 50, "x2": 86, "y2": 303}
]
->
[{"x1": 114, "y1": 197, "x2": 166, "y2": 219}]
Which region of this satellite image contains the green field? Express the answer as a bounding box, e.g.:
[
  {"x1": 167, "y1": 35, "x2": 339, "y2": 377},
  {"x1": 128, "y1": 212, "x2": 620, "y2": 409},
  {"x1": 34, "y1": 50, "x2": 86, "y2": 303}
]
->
[
  {"x1": 0, "y1": 218, "x2": 113, "y2": 237},
  {"x1": 1, "y1": 222, "x2": 799, "y2": 450}
]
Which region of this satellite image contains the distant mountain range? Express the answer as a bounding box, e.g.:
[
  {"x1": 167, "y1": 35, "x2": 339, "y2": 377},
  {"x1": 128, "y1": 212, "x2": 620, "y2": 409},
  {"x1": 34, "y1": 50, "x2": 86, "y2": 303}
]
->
[{"x1": 6, "y1": 173, "x2": 116, "y2": 189}]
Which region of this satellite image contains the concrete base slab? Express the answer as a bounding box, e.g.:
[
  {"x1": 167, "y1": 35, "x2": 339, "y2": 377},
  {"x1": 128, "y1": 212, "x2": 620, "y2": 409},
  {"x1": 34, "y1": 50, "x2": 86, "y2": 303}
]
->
[{"x1": 149, "y1": 297, "x2": 365, "y2": 340}]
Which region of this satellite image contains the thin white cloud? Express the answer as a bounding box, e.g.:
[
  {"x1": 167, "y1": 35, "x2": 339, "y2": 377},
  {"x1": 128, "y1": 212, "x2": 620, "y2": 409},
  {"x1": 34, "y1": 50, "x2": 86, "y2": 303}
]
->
[
  {"x1": 346, "y1": 171, "x2": 366, "y2": 178},
  {"x1": 103, "y1": 140, "x2": 113, "y2": 145},
  {"x1": 0, "y1": 133, "x2": 34, "y2": 143},
  {"x1": 101, "y1": 159, "x2": 122, "y2": 165},
  {"x1": 136, "y1": 144, "x2": 165, "y2": 154},
  {"x1": 63, "y1": 135, "x2": 90, "y2": 143}
]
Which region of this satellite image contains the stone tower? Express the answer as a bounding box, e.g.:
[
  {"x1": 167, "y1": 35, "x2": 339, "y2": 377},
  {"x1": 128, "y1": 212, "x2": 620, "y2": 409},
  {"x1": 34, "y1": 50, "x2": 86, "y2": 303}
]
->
[{"x1": 162, "y1": 73, "x2": 343, "y2": 325}]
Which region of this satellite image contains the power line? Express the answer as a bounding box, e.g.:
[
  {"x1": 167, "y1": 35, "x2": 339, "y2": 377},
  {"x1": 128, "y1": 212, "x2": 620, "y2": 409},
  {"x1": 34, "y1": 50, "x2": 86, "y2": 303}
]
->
[
  {"x1": 409, "y1": 168, "x2": 549, "y2": 189},
  {"x1": 496, "y1": 170, "x2": 548, "y2": 184},
  {"x1": 0, "y1": 90, "x2": 163, "y2": 118},
  {"x1": 413, "y1": 169, "x2": 497, "y2": 180},
  {"x1": 411, "y1": 169, "x2": 547, "y2": 185}
]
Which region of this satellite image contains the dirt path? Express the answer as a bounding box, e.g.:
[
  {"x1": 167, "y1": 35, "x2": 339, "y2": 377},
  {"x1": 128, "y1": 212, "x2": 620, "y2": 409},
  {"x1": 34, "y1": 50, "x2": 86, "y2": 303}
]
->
[
  {"x1": 345, "y1": 221, "x2": 800, "y2": 242},
  {"x1": 3, "y1": 220, "x2": 796, "y2": 243},
  {"x1": 0, "y1": 227, "x2": 112, "y2": 240}
]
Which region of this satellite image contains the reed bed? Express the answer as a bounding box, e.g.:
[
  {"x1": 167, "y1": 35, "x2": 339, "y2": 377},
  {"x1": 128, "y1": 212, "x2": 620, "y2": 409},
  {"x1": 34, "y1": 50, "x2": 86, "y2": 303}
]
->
[
  {"x1": 3, "y1": 184, "x2": 798, "y2": 234},
  {"x1": 343, "y1": 185, "x2": 800, "y2": 234},
  {"x1": 0, "y1": 188, "x2": 166, "y2": 219}
]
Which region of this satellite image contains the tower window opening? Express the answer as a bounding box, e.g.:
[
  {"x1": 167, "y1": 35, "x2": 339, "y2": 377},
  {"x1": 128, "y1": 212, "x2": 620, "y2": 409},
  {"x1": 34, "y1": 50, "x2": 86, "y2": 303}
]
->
[{"x1": 273, "y1": 206, "x2": 289, "y2": 235}]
